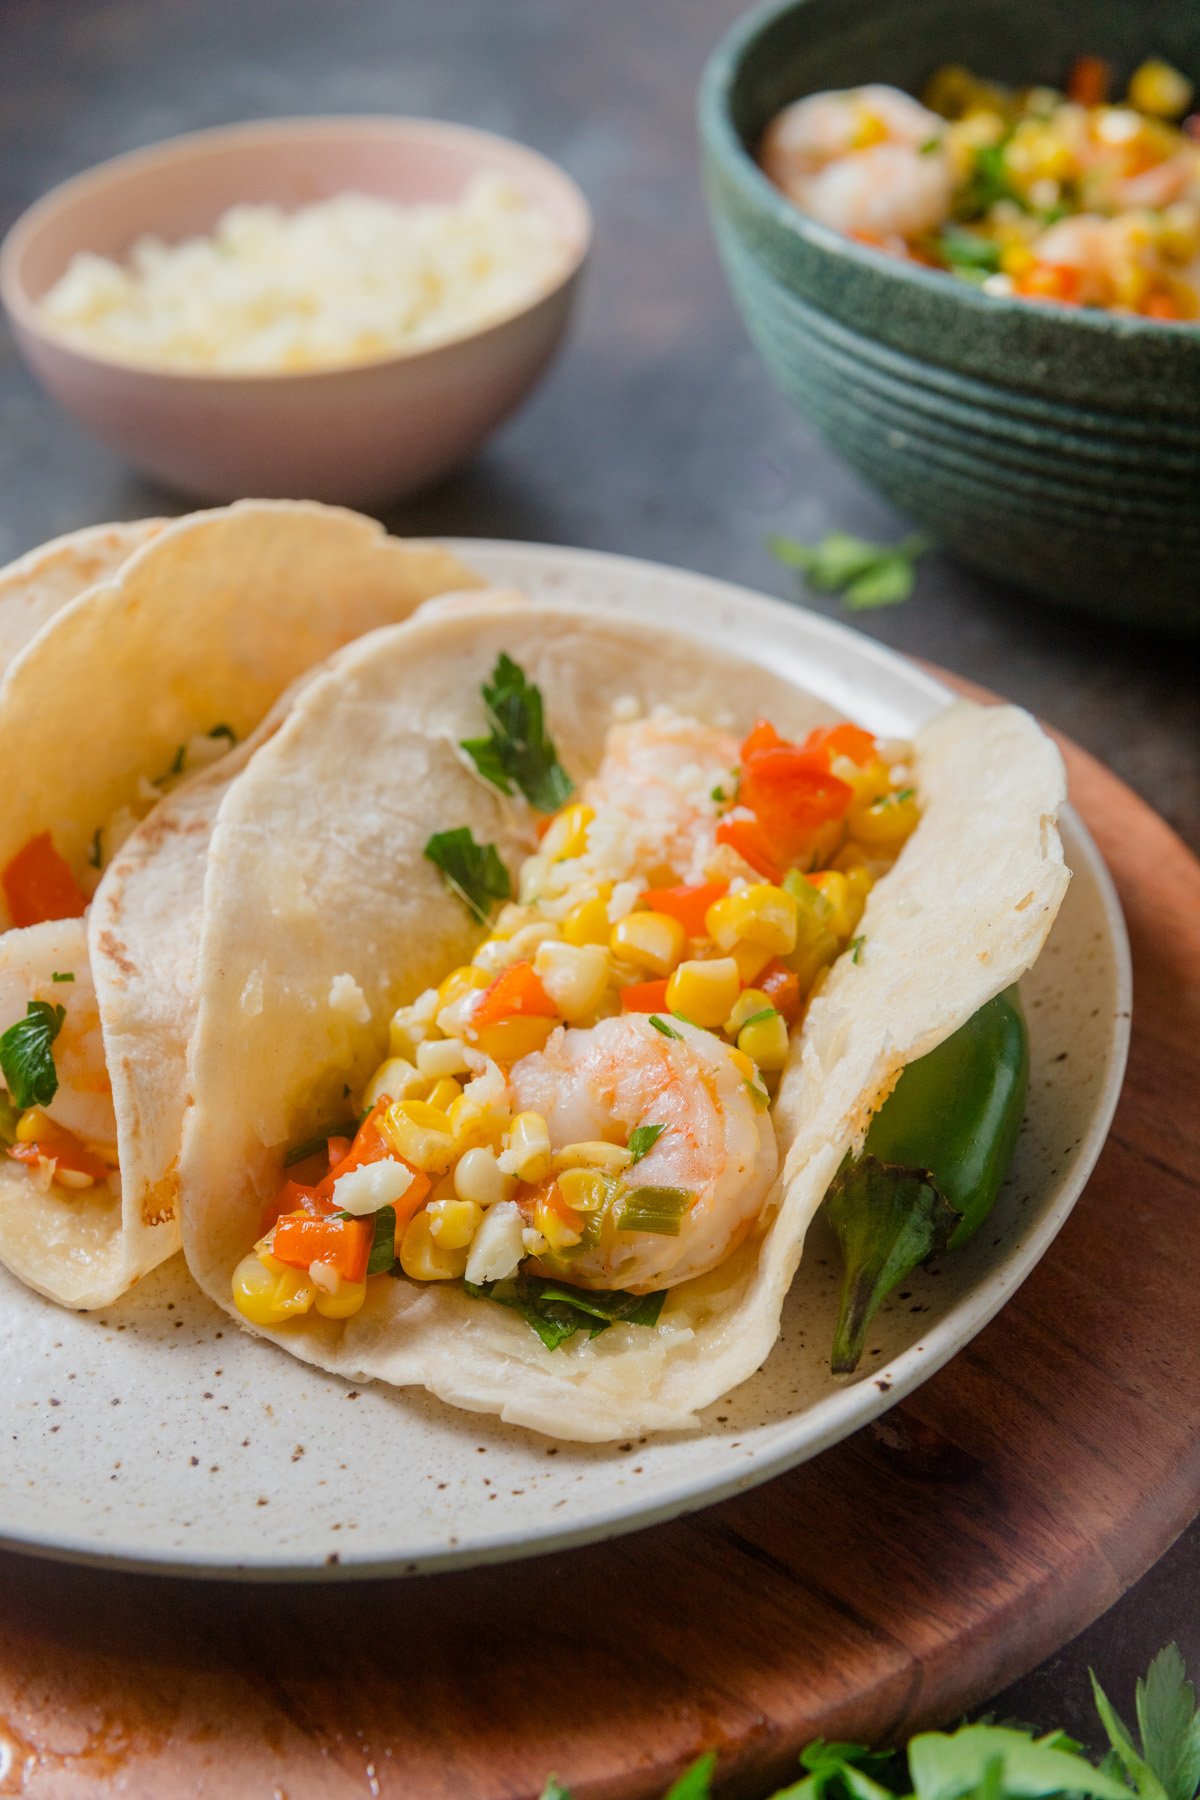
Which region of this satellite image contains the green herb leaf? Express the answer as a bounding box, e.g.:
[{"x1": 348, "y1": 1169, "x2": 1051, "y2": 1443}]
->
[
  {"x1": 849, "y1": 936, "x2": 865, "y2": 964},
  {"x1": 627, "y1": 1122, "x2": 666, "y2": 1164},
  {"x1": 935, "y1": 226, "x2": 1003, "y2": 277},
  {"x1": 739, "y1": 1006, "x2": 778, "y2": 1028},
  {"x1": 0, "y1": 1089, "x2": 19, "y2": 1147},
  {"x1": 906, "y1": 1723, "x2": 1132, "y2": 1800},
  {"x1": 770, "y1": 532, "x2": 928, "y2": 611},
  {"x1": 648, "y1": 1015, "x2": 681, "y2": 1040},
  {"x1": 663, "y1": 1754, "x2": 717, "y2": 1800},
  {"x1": 1137, "y1": 1644, "x2": 1200, "y2": 1800},
  {"x1": 366, "y1": 1204, "x2": 398, "y2": 1276},
  {"x1": 539, "y1": 1782, "x2": 573, "y2": 1800},
  {"x1": 465, "y1": 1274, "x2": 665, "y2": 1351},
  {"x1": 0, "y1": 1001, "x2": 66, "y2": 1111},
  {"x1": 616, "y1": 1185, "x2": 693, "y2": 1235},
  {"x1": 822, "y1": 1154, "x2": 959, "y2": 1374},
  {"x1": 424, "y1": 827, "x2": 512, "y2": 925},
  {"x1": 461, "y1": 652, "x2": 574, "y2": 813},
  {"x1": 283, "y1": 1118, "x2": 359, "y2": 1167},
  {"x1": 960, "y1": 140, "x2": 1029, "y2": 216},
  {"x1": 51, "y1": 971, "x2": 75, "y2": 983}
]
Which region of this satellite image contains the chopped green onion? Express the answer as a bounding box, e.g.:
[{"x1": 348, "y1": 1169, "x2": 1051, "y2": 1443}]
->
[
  {"x1": 648, "y1": 1015, "x2": 681, "y2": 1040},
  {"x1": 616, "y1": 1184, "x2": 693, "y2": 1236},
  {"x1": 283, "y1": 1118, "x2": 358, "y2": 1167}
]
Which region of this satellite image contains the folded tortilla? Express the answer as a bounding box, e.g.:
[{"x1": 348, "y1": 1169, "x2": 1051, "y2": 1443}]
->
[
  {"x1": 179, "y1": 606, "x2": 1069, "y2": 1439},
  {"x1": 0, "y1": 503, "x2": 484, "y2": 1307},
  {"x1": 0, "y1": 518, "x2": 164, "y2": 680}
]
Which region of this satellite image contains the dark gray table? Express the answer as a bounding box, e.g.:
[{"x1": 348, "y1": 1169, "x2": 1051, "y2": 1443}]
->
[{"x1": 2, "y1": 0, "x2": 1197, "y2": 1767}]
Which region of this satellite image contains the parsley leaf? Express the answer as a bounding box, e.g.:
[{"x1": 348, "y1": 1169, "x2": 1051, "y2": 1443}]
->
[
  {"x1": 424, "y1": 827, "x2": 512, "y2": 925},
  {"x1": 906, "y1": 1724, "x2": 1131, "y2": 1800},
  {"x1": 770, "y1": 532, "x2": 928, "y2": 611},
  {"x1": 465, "y1": 1274, "x2": 666, "y2": 1351},
  {"x1": 0, "y1": 1001, "x2": 66, "y2": 1110},
  {"x1": 461, "y1": 652, "x2": 574, "y2": 812},
  {"x1": 648, "y1": 1014, "x2": 681, "y2": 1040},
  {"x1": 1092, "y1": 1645, "x2": 1200, "y2": 1800},
  {"x1": 627, "y1": 1122, "x2": 666, "y2": 1164},
  {"x1": 663, "y1": 1755, "x2": 717, "y2": 1800}
]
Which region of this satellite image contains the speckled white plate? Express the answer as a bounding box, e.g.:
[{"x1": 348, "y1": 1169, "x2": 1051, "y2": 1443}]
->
[{"x1": 0, "y1": 541, "x2": 1130, "y2": 1580}]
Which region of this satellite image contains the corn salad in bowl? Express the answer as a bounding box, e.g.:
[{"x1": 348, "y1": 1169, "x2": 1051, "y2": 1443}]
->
[{"x1": 232, "y1": 662, "x2": 918, "y2": 1341}]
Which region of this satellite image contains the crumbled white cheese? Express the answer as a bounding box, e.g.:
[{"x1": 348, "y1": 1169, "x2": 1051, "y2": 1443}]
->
[
  {"x1": 331, "y1": 1158, "x2": 414, "y2": 1217},
  {"x1": 328, "y1": 973, "x2": 371, "y2": 1024},
  {"x1": 465, "y1": 1202, "x2": 526, "y2": 1285}
]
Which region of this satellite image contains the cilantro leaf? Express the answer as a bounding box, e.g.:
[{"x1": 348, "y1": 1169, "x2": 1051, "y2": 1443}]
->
[
  {"x1": 0, "y1": 1001, "x2": 66, "y2": 1110},
  {"x1": 365, "y1": 1204, "x2": 398, "y2": 1276},
  {"x1": 461, "y1": 652, "x2": 574, "y2": 812},
  {"x1": 465, "y1": 1275, "x2": 665, "y2": 1351},
  {"x1": 627, "y1": 1122, "x2": 666, "y2": 1164},
  {"x1": 906, "y1": 1724, "x2": 1131, "y2": 1800},
  {"x1": 663, "y1": 1754, "x2": 717, "y2": 1800},
  {"x1": 1138, "y1": 1645, "x2": 1200, "y2": 1800},
  {"x1": 822, "y1": 1154, "x2": 959, "y2": 1374},
  {"x1": 770, "y1": 532, "x2": 928, "y2": 611},
  {"x1": 424, "y1": 827, "x2": 512, "y2": 925}
]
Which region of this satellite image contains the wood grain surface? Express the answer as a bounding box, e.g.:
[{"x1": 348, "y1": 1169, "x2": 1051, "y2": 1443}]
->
[{"x1": 0, "y1": 715, "x2": 1196, "y2": 1800}]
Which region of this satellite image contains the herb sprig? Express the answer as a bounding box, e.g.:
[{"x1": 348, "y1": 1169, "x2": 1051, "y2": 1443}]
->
[
  {"x1": 465, "y1": 1274, "x2": 666, "y2": 1352},
  {"x1": 424, "y1": 827, "x2": 512, "y2": 925},
  {"x1": 0, "y1": 1000, "x2": 66, "y2": 1111},
  {"x1": 771, "y1": 531, "x2": 929, "y2": 610},
  {"x1": 461, "y1": 652, "x2": 574, "y2": 812}
]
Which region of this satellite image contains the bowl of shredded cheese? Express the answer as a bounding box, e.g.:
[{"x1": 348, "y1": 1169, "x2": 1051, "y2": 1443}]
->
[{"x1": 0, "y1": 116, "x2": 590, "y2": 504}]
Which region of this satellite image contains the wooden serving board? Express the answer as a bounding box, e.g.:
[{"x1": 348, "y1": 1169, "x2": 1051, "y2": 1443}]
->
[{"x1": 1, "y1": 711, "x2": 1197, "y2": 1800}]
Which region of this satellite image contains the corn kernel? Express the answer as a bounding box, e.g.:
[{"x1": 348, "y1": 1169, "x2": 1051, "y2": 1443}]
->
[
  {"x1": 540, "y1": 802, "x2": 594, "y2": 861},
  {"x1": 609, "y1": 910, "x2": 686, "y2": 976},
  {"x1": 849, "y1": 792, "x2": 920, "y2": 846},
  {"x1": 1128, "y1": 57, "x2": 1193, "y2": 119},
  {"x1": 725, "y1": 986, "x2": 772, "y2": 1034},
  {"x1": 807, "y1": 871, "x2": 856, "y2": 940},
  {"x1": 499, "y1": 1110, "x2": 553, "y2": 1183},
  {"x1": 535, "y1": 1196, "x2": 583, "y2": 1251},
  {"x1": 557, "y1": 1167, "x2": 616, "y2": 1212},
  {"x1": 849, "y1": 757, "x2": 892, "y2": 806},
  {"x1": 362, "y1": 1056, "x2": 427, "y2": 1109},
  {"x1": 706, "y1": 884, "x2": 798, "y2": 956},
  {"x1": 437, "y1": 964, "x2": 490, "y2": 1010},
  {"x1": 553, "y1": 1141, "x2": 632, "y2": 1174},
  {"x1": 232, "y1": 1251, "x2": 315, "y2": 1326},
  {"x1": 518, "y1": 852, "x2": 551, "y2": 905},
  {"x1": 534, "y1": 939, "x2": 612, "y2": 1023},
  {"x1": 561, "y1": 891, "x2": 612, "y2": 947},
  {"x1": 428, "y1": 1198, "x2": 483, "y2": 1249},
  {"x1": 382, "y1": 1100, "x2": 457, "y2": 1173},
  {"x1": 728, "y1": 1047, "x2": 757, "y2": 1083},
  {"x1": 738, "y1": 1009, "x2": 791, "y2": 1073},
  {"x1": 399, "y1": 1209, "x2": 468, "y2": 1281},
  {"x1": 314, "y1": 1279, "x2": 367, "y2": 1319},
  {"x1": 470, "y1": 1015, "x2": 557, "y2": 1064},
  {"x1": 453, "y1": 1145, "x2": 516, "y2": 1207},
  {"x1": 665, "y1": 956, "x2": 741, "y2": 1028},
  {"x1": 731, "y1": 939, "x2": 774, "y2": 983},
  {"x1": 425, "y1": 1076, "x2": 463, "y2": 1113},
  {"x1": 15, "y1": 1108, "x2": 50, "y2": 1143},
  {"x1": 447, "y1": 1091, "x2": 509, "y2": 1151},
  {"x1": 387, "y1": 997, "x2": 437, "y2": 1061},
  {"x1": 416, "y1": 1036, "x2": 472, "y2": 1079}
]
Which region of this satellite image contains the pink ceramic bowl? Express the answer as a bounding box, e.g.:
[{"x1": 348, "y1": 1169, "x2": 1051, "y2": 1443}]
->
[{"x1": 0, "y1": 117, "x2": 591, "y2": 506}]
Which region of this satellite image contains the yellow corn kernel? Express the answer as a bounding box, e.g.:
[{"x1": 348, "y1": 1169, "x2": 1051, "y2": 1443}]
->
[
  {"x1": 738, "y1": 1009, "x2": 790, "y2": 1073},
  {"x1": 807, "y1": 871, "x2": 856, "y2": 940},
  {"x1": 731, "y1": 939, "x2": 774, "y2": 983},
  {"x1": 15, "y1": 1108, "x2": 50, "y2": 1143},
  {"x1": 362, "y1": 1056, "x2": 427, "y2": 1109},
  {"x1": 725, "y1": 986, "x2": 772, "y2": 1035},
  {"x1": 470, "y1": 1014, "x2": 557, "y2": 1064},
  {"x1": 843, "y1": 863, "x2": 874, "y2": 910},
  {"x1": 437, "y1": 964, "x2": 490, "y2": 1011},
  {"x1": 665, "y1": 956, "x2": 741, "y2": 1029},
  {"x1": 453, "y1": 1145, "x2": 516, "y2": 1206},
  {"x1": 427, "y1": 1198, "x2": 483, "y2": 1250},
  {"x1": 609, "y1": 910, "x2": 686, "y2": 976},
  {"x1": 416, "y1": 1035, "x2": 472, "y2": 1080},
  {"x1": 1128, "y1": 58, "x2": 1193, "y2": 119},
  {"x1": 728, "y1": 1047, "x2": 757, "y2": 1083},
  {"x1": 849, "y1": 757, "x2": 893, "y2": 807},
  {"x1": 557, "y1": 1168, "x2": 615, "y2": 1213},
  {"x1": 539, "y1": 802, "x2": 595, "y2": 861},
  {"x1": 1000, "y1": 241, "x2": 1035, "y2": 279},
  {"x1": 1158, "y1": 203, "x2": 1200, "y2": 263},
  {"x1": 381, "y1": 1099, "x2": 457, "y2": 1173},
  {"x1": 399, "y1": 1209, "x2": 469, "y2": 1281},
  {"x1": 553, "y1": 1141, "x2": 632, "y2": 1175},
  {"x1": 705, "y1": 884, "x2": 798, "y2": 956},
  {"x1": 425, "y1": 1076, "x2": 463, "y2": 1114},
  {"x1": 232, "y1": 1252, "x2": 316, "y2": 1326},
  {"x1": 500, "y1": 1110, "x2": 553, "y2": 1183},
  {"x1": 387, "y1": 1000, "x2": 435, "y2": 1061},
  {"x1": 314, "y1": 1279, "x2": 367, "y2": 1320},
  {"x1": 561, "y1": 891, "x2": 612, "y2": 947},
  {"x1": 535, "y1": 1196, "x2": 583, "y2": 1251},
  {"x1": 850, "y1": 791, "x2": 920, "y2": 847},
  {"x1": 447, "y1": 1091, "x2": 509, "y2": 1151},
  {"x1": 851, "y1": 107, "x2": 889, "y2": 149},
  {"x1": 534, "y1": 940, "x2": 612, "y2": 1023}
]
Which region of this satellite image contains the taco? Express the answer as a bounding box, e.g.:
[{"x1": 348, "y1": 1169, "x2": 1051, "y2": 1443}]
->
[
  {"x1": 0, "y1": 518, "x2": 164, "y2": 679},
  {"x1": 0, "y1": 503, "x2": 483, "y2": 1307},
  {"x1": 179, "y1": 604, "x2": 1068, "y2": 1440}
]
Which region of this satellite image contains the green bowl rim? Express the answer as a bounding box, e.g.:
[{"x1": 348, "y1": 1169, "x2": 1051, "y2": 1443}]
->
[{"x1": 697, "y1": 0, "x2": 1200, "y2": 345}]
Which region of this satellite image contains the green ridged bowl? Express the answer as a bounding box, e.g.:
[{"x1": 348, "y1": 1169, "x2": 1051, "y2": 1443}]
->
[{"x1": 699, "y1": 0, "x2": 1200, "y2": 631}]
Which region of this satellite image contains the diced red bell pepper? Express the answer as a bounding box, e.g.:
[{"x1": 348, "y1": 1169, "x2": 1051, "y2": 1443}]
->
[
  {"x1": 1, "y1": 833, "x2": 88, "y2": 927},
  {"x1": 758, "y1": 958, "x2": 802, "y2": 1025},
  {"x1": 472, "y1": 961, "x2": 558, "y2": 1029},
  {"x1": 326, "y1": 1135, "x2": 353, "y2": 1168},
  {"x1": 9, "y1": 1123, "x2": 109, "y2": 1184},
  {"x1": 639, "y1": 881, "x2": 728, "y2": 938},
  {"x1": 271, "y1": 1212, "x2": 372, "y2": 1284},
  {"x1": 715, "y1": 817, "x2": 784, "y2": 884},
  {"x1": 800, "y1": 722, "x2": 877, "y2": 767},
  {"x1": 620, "y1": 977, "x2": 671, "y2": 1013},
  {"x1": 1067, "y1": 53, "x2": 1110, "y2": 106},
  {"x1": 739, "y1": 719, "x2": 785, "y2": 761}
]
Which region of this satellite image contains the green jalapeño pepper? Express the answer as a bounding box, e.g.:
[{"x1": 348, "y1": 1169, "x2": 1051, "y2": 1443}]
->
[{"x1": 822, "y1": 988, "x2": 1029, "y2": 1374}]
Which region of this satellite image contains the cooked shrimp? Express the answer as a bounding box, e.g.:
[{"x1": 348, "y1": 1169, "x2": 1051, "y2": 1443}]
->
[
  {"x1": 0, "y1": 919, "x2": 116, "y2": 1146},
  {"x1": 510, "y1": 1013, "x2": 778, "y2": 1293},
  {"x1": 760, "y1": 85, "x2": 953, "y2": 243},
  {"x1": 579, "y1": 712, "x2": 738, "y2": 890}
]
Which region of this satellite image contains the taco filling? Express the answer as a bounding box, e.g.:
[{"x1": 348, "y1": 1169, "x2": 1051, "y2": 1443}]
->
[{"x1": 235, "y1": 664, "x2": 924, "y2": 1353}]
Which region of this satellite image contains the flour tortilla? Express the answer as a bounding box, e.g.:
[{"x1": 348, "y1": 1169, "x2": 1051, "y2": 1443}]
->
[
  {"x1": 0, "y1": 505, "x2": 484, "y2": 1304},
  {"x1": 179, "y1": 606, "x2": 1069, "y2": 1439},
  {"x1": 0, "y1": 518, "x2": 164, "y2": 680},
  {"x1": 0, "y1": 500, "x2": 482, "y2": 921}
]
